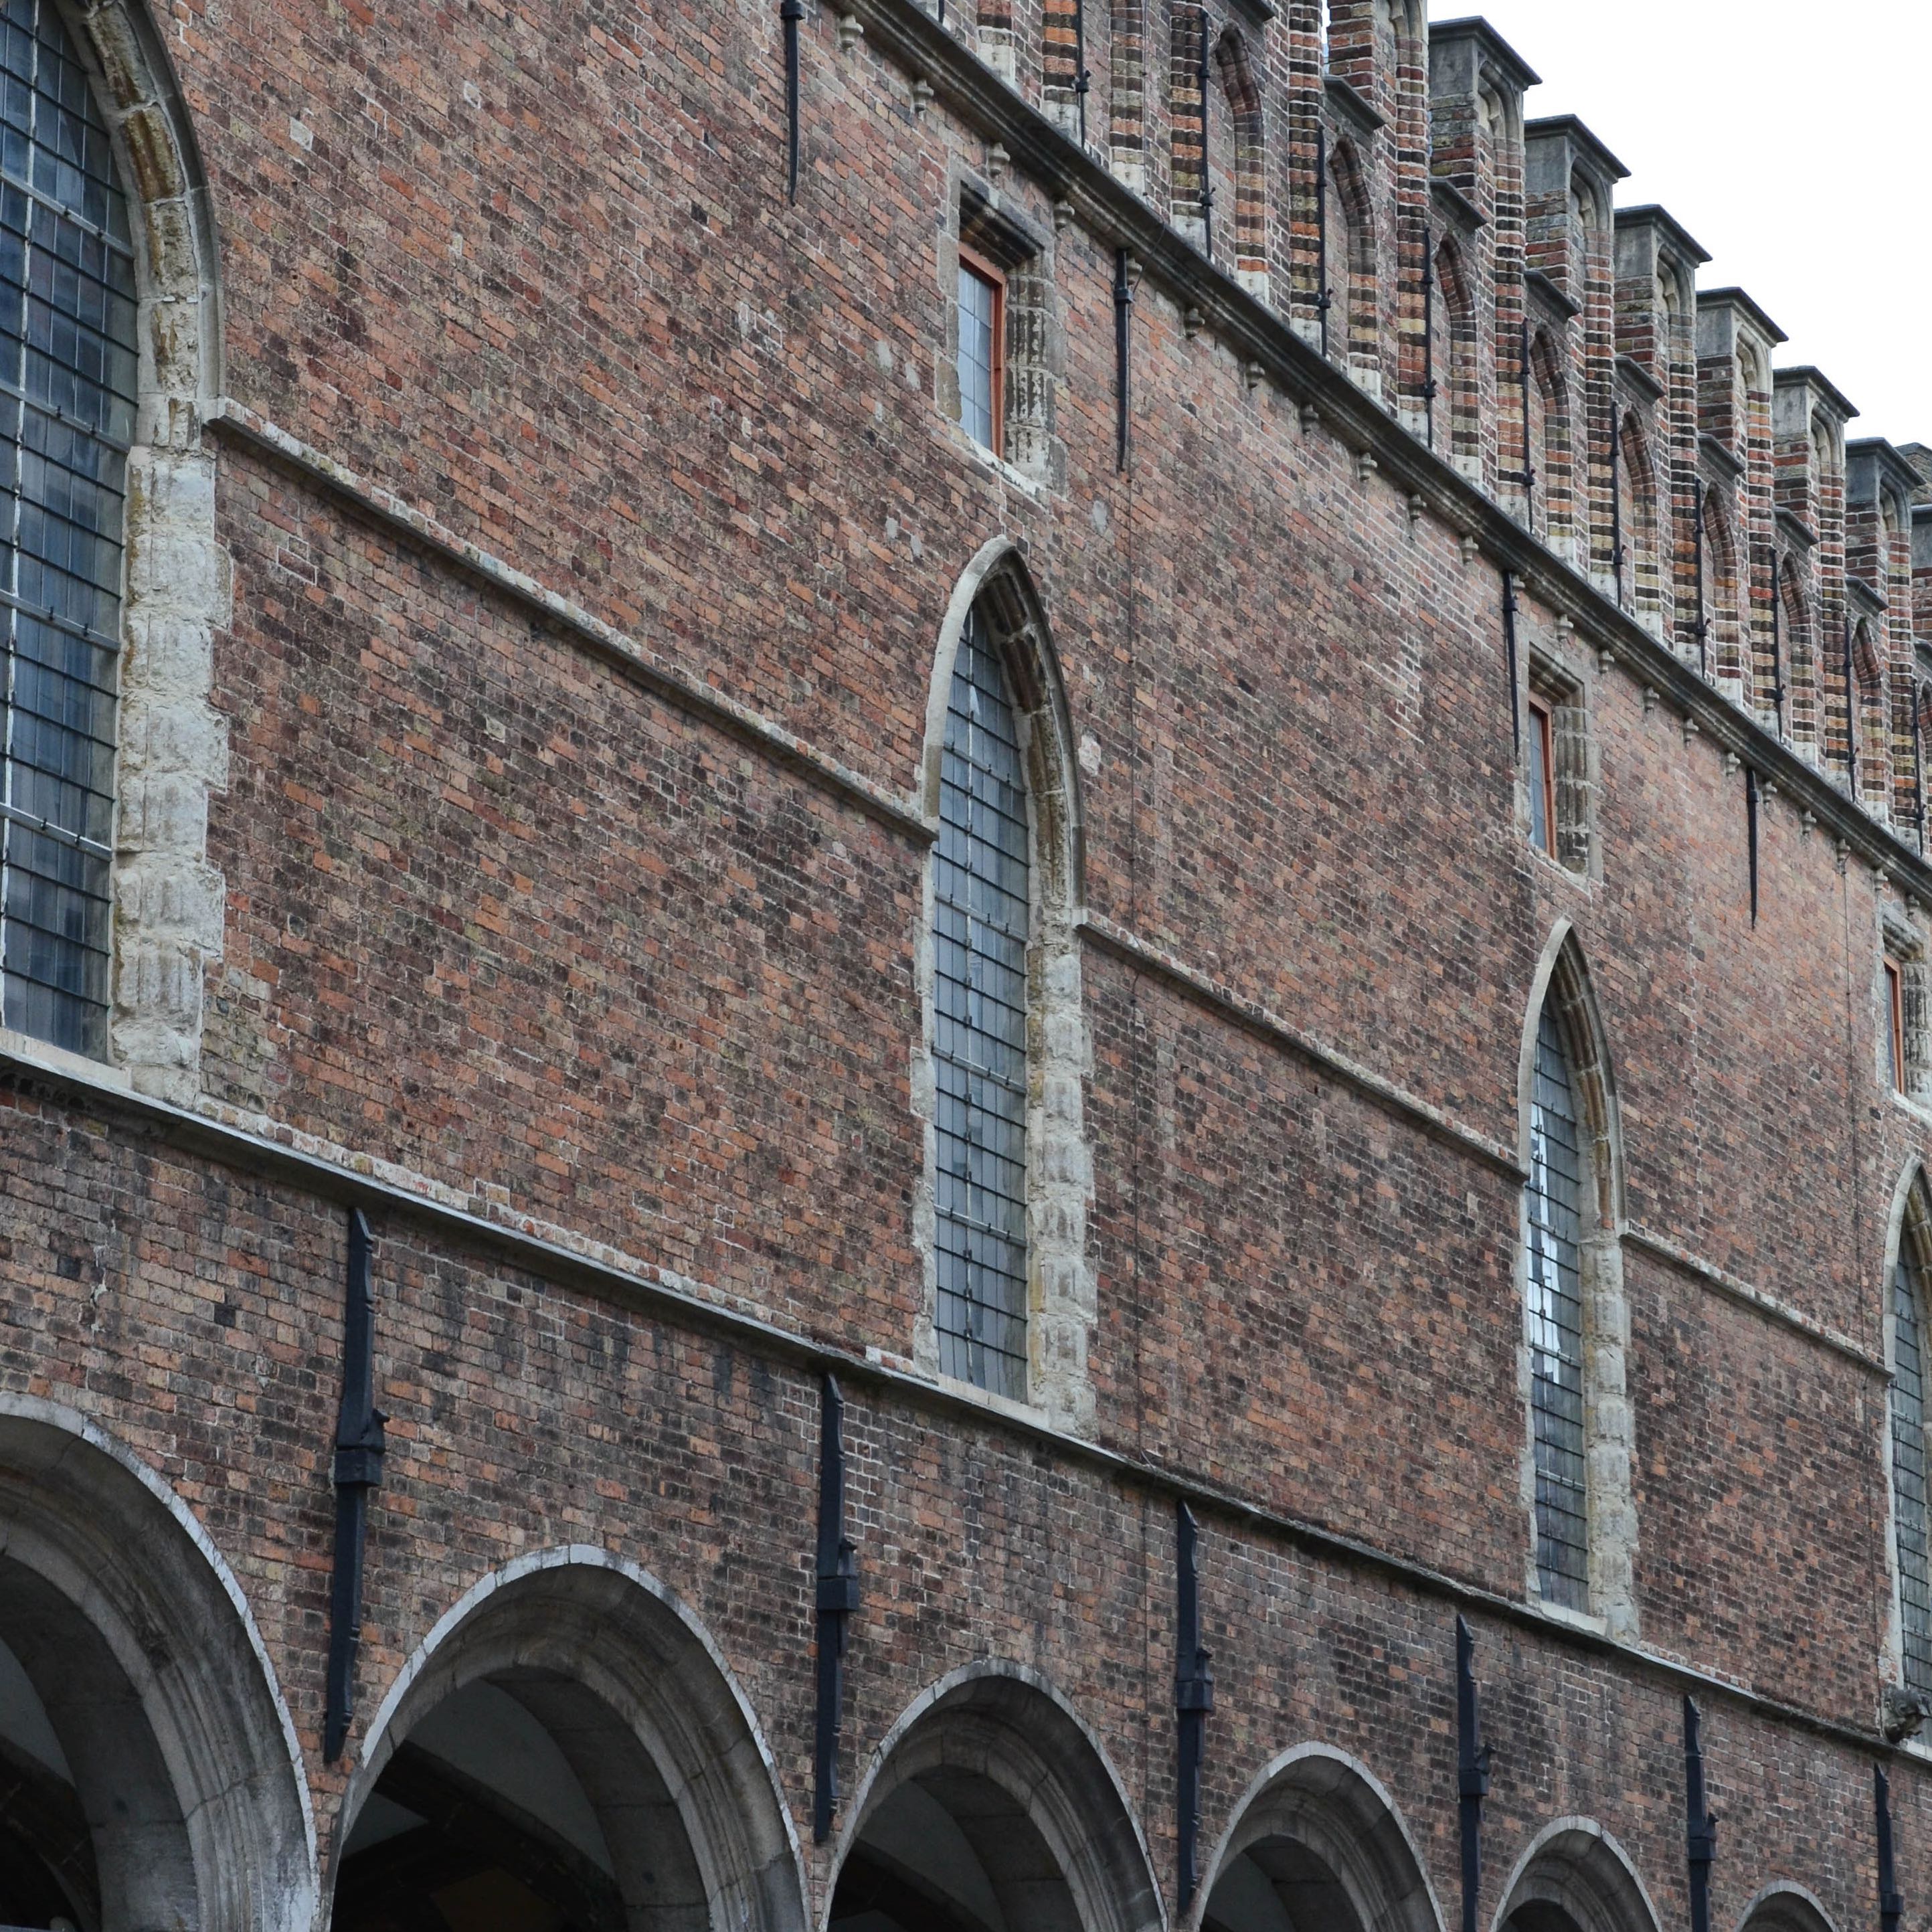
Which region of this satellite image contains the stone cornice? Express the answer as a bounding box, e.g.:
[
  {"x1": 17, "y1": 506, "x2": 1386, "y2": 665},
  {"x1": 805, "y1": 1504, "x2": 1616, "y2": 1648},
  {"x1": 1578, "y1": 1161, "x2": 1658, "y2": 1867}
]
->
[{"x1": 842, "y1": 0, "x2": 1932, "y2": 905}]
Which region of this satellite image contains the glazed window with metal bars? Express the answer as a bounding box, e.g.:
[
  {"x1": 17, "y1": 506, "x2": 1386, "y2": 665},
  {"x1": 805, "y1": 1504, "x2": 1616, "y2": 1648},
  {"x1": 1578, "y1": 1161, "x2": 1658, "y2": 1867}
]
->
[
  {"x1": 1893, "y1": 1245, "x2": 1932, "y2": 1694},
  {"x1": 1526, "y1": 1006, "x2": 1589, "y2": 1610},
  {"x1": 0, "y1": 0, "x2": 136, "y2": 1059},
  {"x1": 933, "y1": 611, "x2": 1030, "y2": 1400}
]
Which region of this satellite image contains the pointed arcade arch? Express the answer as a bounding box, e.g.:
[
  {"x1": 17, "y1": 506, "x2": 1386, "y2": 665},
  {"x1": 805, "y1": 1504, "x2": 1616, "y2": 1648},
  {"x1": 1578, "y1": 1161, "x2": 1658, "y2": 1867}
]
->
[
  {"x1": 1493, "y1": 1820, "x2": 1663, "y2": 1932},
  {"x1": 1516, "y1": 928, "x2": 1638, "y2": 1636},
  {"x1": 826, "y1": 1663, "x2": 1162, "y2": 1932},
  {"x1": 333, "y1": 1547, "x2": 808, "y2": 1932},
  {"x1": 1734, "y1": 1884, "x2": 1838, "y2": 1932},
  {"x1": 913, "y1": 540, "x2": 1095, "y2": 1434},
  {"x1": 1198, "y1": 1744, "x2": 1445, "y2": 1932},
  {"x1": 0, "y1": 1395, "x2": 317, "y2": 1932},
  {"x1": 1214, "y1": 27, "x2": 1267, "y2": 294}
]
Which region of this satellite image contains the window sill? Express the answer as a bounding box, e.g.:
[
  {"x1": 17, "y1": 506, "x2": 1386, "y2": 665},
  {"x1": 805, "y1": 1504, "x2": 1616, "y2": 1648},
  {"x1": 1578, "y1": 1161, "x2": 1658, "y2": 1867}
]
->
[
  {"x1": 948, "y1": 422, "x2": 1049, "y2": 502},
  {"x1": 0, "y1": 1025, "x2": 129, "y2": 1093},
  {"x1": 1526, "y1": 842, "x2": 1595, "y2": 890},
  {"x1": 931, "y1": 1366, "x2": 1055, "y2": 1431},
  {"x1": 1526, "y1": 1593, "x2": 1609, "y2": 1640}
]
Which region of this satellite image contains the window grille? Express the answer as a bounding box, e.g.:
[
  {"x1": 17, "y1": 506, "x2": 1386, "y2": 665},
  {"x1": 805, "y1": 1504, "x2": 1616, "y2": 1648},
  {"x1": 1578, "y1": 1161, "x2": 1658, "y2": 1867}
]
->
[
  {"x1": 933, "y1": 610, "x2": 1029, "y2": 1399},
  {"x1": 0, "y1": 0, "x2": 136, "y2": 1057},
  {"x1": 1893, "y1": 1245, "x2": 1932, "y2": 1694},
  {"x1": 1527, "y1": 1006, "x2": 1589, "y2": 1609}
]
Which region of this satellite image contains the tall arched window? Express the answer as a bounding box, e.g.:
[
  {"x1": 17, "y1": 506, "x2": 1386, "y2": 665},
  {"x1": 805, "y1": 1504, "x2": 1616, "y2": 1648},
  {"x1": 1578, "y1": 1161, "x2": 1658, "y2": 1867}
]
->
[
  {"x1": 934, "y1": 610, "x2": 1032, "y2": 1399},
  {"x1": 0, "y1": 0, "x2": 138, "y2": 1057},
  {"x1": 1893, "y1": 1223, "x2": 1932, "y2": 1694},
  {"x1": 1526, "y1": 1005, "x2": 1589, "y2": 1610}
]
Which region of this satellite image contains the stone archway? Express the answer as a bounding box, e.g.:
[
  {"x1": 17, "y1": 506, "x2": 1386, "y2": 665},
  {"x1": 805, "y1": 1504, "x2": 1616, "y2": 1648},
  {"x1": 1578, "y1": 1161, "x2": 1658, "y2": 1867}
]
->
[
  {"x1": 333, "y1": 1549, "x2": 807, "y2": 1932},
  {"x1": 0, "y1": 1395, "x2": 317, "y2": 1932},
  {"x1": 1492, "y1": 1819, "x2": 1663, "y2": 1932},
  {"x1": 1197, "y1": 1745, "x2": 1442, "y2": 1932},
  {"x1": 826, "y1": 1664, "x2": 1162, "y2": 1932}
]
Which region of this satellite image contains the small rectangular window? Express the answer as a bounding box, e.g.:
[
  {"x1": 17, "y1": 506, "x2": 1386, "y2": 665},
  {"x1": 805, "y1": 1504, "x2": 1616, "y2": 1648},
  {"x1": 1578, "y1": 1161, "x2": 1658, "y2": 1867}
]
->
[
  {"x1": 1527, "y1": 695, "x2": 1557, "y2": 858},
  {"x1": 957, "y1": 250, "x2": 1004, "y2": 456},
  {"x1": 1888, "y1": 956, "x2": 1907, "y2": 1093}
]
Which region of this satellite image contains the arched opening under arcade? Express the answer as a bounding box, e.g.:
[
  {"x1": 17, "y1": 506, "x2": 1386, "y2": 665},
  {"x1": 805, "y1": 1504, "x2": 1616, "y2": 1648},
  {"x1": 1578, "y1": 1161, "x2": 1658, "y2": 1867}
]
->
[
  {"x1": 1493, "y1": 1820, "x2": 1662, "y2": 1932},
  {"x1": 1199, "y1": 1745, "x2": 1440, "y2": 1932},
  {"x1": 826, "y1": 1666, "x2": 1159, "y2": 1932},
  {"x1": 330, "y1": 1551, "x2": 805, "y2": 1932}
]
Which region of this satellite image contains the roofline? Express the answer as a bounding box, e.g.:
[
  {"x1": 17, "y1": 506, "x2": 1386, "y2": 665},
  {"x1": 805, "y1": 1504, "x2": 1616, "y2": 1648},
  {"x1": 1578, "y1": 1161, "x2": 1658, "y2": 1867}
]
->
[
  {"x1": 1775, "y1": 365, "x2": 1860, "y2": 426},
  {"x1": 1847, "y1": 437, "x2": 1928, "y2": 505},
  {"x1": 1698, "y1": 286, "x2": 1789, "y2": 348},
  {"x1": 1614, "y1": 203, "x2": 1711, "y2": 268},
  {"x1": 1427, "y1": 15, "x2": 1541, "y2": 92},
  {"x1": 1524, "y1": 114, "x2": 1630, "y2": 183}
]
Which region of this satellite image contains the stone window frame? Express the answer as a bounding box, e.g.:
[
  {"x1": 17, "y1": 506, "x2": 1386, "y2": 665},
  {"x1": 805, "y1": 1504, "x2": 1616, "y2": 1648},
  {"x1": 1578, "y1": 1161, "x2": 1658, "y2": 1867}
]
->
[
  {"x1": 1881, "y1": 912, "x2": 1932, "y2": 1105},
  {"x1": 1, "y1": 0, "x2": 230, "y2": 1106},
  {"x1": 1881, "y1": 1167, "x2": 1932, "y2": 1726},
  {"x1": 1523, "y1": 650, "x2": 1595, "y2": 879},
  {"x1": 910, "y1": 539, "x2": 1095, "y2": 1437},
  {"x1": 937, "y1": 179, "x2": 1065, "y2": 492},
  {"x1": 1515, "y1": 927, "x2": 1639, "y2": 1640}
]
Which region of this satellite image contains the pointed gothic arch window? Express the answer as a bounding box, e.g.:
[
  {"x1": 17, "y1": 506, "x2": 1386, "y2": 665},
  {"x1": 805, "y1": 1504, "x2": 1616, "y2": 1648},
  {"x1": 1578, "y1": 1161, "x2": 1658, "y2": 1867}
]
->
[
  {"x1": 1893, "y1": 1193, "x2": 1932, "y2": 1696},
  {"x1": 933, "y1": 610, "x2": 1033, "y2": 1399},
  {"x1": 1526, "y1": 1004, "x2": 1588, "y2": 1608},
  {"x1": 0, "y1": 0, "x2": 139, "y2": 1057}
]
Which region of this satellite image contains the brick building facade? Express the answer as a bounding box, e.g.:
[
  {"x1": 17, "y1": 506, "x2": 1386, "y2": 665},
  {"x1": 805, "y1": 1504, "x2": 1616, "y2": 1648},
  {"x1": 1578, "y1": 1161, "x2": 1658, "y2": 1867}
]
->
[{"x1": 4, "y1": 0, "x2": 1932, "y2": 1928}]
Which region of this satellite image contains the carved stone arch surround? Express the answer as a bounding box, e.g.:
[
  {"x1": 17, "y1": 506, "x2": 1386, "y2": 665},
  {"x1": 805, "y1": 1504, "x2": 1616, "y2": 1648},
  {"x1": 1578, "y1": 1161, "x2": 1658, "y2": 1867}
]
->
[
  {"x1": 911, "y1": 537, "x2": 1097, "y2": 1436},
  {"x1": 1492, "y1": 1818, "x2": 1664, "y2": 1932},
  {"x1": 1516, "y1": 924, "x2": 1640, "y2": 1638},
  {"x1": 1878, "y1": 1159, "x2": 1932, "y2": 1704},
  {"x1": 50, "y1": 0, "x2": 228, "y2": 1102}
]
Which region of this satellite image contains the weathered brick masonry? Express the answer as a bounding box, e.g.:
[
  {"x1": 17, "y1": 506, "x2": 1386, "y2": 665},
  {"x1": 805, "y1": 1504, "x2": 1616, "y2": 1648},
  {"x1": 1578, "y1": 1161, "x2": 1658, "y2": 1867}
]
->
[{"x1": 6, "y1": 0, "x2": 1932, "y2": 1929}]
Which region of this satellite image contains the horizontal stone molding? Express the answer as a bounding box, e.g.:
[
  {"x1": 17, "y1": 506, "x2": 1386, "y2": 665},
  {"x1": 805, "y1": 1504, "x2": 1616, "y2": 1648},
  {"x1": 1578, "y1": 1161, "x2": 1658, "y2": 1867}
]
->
[
  {"x1": 0, "y1": 1034, "x2": 1896, "y2": 1763},
  {"x1": 1623, "y1": 1224, "x2": 1886, "y2": 1377},
  {"x1": 201, "y1": 398, "x2": 936, "y2": 849},
  {"x1": 841, "y1": 0, "x2": 1932, "y2": 909},
  {"x1": 1079, "y1": 911, "x2": 1526, "y2": 1177}
]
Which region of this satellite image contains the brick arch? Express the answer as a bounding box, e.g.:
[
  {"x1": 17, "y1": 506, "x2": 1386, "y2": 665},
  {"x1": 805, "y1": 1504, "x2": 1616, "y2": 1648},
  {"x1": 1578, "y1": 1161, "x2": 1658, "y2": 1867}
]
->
[
  {"x1": 1779, "y1": 561, "x2": 1816, "y2": 751},
  {"x1": 337, "y1": 1546, "x2": 809, "y2": 1932},
  {"x1": 1617, "y1": 410, "x2": 1661, "y2": 625},
  {"x1": 0, "y1": 1393, "x2": 317, "y2": 1932},
  {"x1": 1526, "y1": 327, "x2": 1572, "y2": 547},
  {"x1": 1516, "y1": 927, "x2": 1639, "y2": 1637},
  {"x1": 1213, "y1": 26, "x2": 1267, "y2": 288},
  {"x1": 1702, "y1": 490, "x2": 1743, "y2": 691},
  {"x1": 1432, "y1": 231, "x2": 1478, "y2": 470},
  {"x1": 1492, "y1": 1819, "x2": 1664, "y2": 1932},
  {"x1": 1326, "y1": 135, "x2": 1377, "y2": 380},
  {"x1": 1198, "y1": 1743, "x2": 1445, "y2": 1932},
  {"x1": 827, "y1": 1662, "x2": 1162, "y2": 1932},
  {"x1": 913, "y1": 539, "x2": 1095, "y2": 1433}
]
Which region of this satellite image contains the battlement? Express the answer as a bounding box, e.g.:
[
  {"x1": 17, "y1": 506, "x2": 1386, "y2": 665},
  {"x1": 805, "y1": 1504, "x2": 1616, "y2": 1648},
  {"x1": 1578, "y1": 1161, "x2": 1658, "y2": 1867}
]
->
[{"x1": 898, "y1": 0, "x2": 1931, "y2": 841}]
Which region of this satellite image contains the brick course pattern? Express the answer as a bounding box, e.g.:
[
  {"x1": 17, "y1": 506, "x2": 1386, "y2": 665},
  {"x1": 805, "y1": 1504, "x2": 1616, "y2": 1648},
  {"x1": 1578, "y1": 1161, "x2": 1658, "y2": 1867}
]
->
[{"x1": 7, "y1": 0, "x2": 1932, "y2": 1928}]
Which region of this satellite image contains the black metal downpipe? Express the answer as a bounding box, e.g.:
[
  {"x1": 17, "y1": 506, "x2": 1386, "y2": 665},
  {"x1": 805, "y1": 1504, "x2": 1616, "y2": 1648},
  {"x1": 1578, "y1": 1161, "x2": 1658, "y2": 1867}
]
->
[
  {"x1": 1114, "y1": 248, "x2": 1136, "y2": 472},
  {"x1": 1073, "y1": 0, "x2": 1091, "y2": 147},
  {"x1": 1502, "y1": 569, "x2": 1521, "y2": 758},
  {"x1": 1518, "y1": 319, "x2": 1535, "y2": 523},
  {"x1": 1878, "y1": 1765, "x2": 1905, "y2": 1932},
  {"x1": 1419, "y1": 221, "x2": 1436, "y2": 447},
  {"x1": 813, "y1": 1373, "x2": 860, "y2": 1842},
  {"x1": 325, "y1": 1209, "x2": 385, "y2": 1765},
  {"x1": 1608, "y1": 414, "x2": 1625, "y2": 608},
  {"x1": 1745, "y1": 768, "x2": 1760, "y2": 928},
  {"x1": 782, "y1": 0, "x2": 805, "y2": 202},
  {"x1": 1767, "y1": 549, "x2": 1785, "y2": 733},
  {"x1": 1175, "y1": 1500, "x2": 1215, "y2": 1913},
  {"x1": 1845, "y1": 614, "x2": 1860, "y2": 788},
  {"x1": 1314, "y1": 122, "x2": 1332, "y2": 359},
  {"x1": 1197, "y1": 5, "x2": 1215, "y2": 266},
  {"x1": 1455, "y1": 1616, "x2": 1491, "y2": 1932},
  {"x1": 1684, "y1": 1699, "x2": 1717, "y2": 1932},
  {"x1": 1690, "y1": 487, "x2": 1709, "y2": 676}
]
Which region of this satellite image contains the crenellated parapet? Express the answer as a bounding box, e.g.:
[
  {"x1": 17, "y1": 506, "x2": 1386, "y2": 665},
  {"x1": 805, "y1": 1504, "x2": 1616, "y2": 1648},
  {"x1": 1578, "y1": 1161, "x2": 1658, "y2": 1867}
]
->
[{"x1": 894, "y1": 0, "x2": 1931, "y2": 857}]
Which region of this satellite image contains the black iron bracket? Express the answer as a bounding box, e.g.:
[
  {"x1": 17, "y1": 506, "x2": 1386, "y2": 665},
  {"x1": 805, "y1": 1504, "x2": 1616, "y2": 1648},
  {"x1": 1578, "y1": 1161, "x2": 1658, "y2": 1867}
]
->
[
  {"x1": 1684, "y1": 1698, "x2": 1717, "y2": 1932},
  {"x1": 1175, "y1": 1500, "x2": 1215, "y2": 1913},
  {"x1": 325, "y1": 1208, "x2": 386, "y2": 1764},
  {"x1": 1878, "y1": 1764, "x2": 1905, "y2": 1932},
  {"x1": 1196, "y1": 5, "x2": 1214, "y2": 266},
  {"x1": 813, "y1": 1373, "x2": 860, "y2": 1842},
  {"x1": 1456, "y1": 1615, "x2": 1492, "y2": 1932},
  {"x1": 1114, "y1": 248, "x2": 1136, "y2": 472},
  {"x1": 782, "y1": 0, "x2": 806, "y2": 203},
  {"x1": 1502, "y1": 569, "x2": 1521, "y2": 759},
  {"x1": 1745, "y1": 768, "x2": 1760, "y2": 929}
]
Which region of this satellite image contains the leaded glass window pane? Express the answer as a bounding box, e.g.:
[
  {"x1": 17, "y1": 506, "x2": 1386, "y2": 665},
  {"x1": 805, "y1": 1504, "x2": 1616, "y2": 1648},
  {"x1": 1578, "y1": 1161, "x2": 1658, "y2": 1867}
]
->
[
  {"x1": 958, "y1": 264, "x2": 997, "y2": 452},
  {"x1": 1893, "y1": 1245, "x2": 1932, "y2": 1694},
  {"x1": 0, "y1": 0, "x2": 133, "y2": 1058},
  {"x1": 1527, "y1": 1006, "x2": 1589, "y2": 1609},
  {"x1": 934, "y1": 611, "x2": 1029, "y2": 1399}
]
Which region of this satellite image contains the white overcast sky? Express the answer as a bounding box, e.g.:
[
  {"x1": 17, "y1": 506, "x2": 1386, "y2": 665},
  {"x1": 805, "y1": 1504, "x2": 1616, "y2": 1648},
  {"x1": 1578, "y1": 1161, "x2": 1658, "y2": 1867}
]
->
[{"x1": 1427, "y1": 0, "x2": 1932, "y2": 449}]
